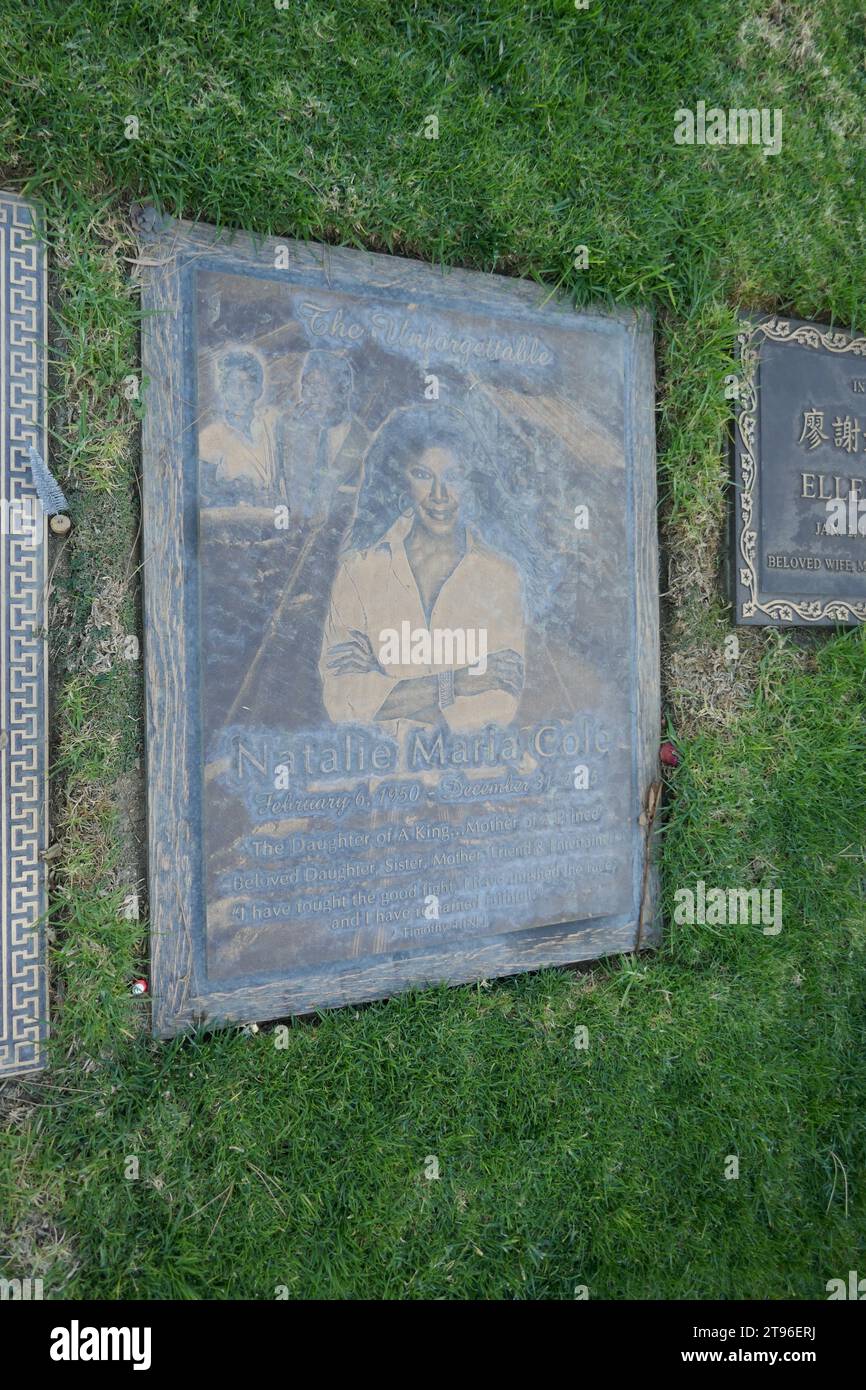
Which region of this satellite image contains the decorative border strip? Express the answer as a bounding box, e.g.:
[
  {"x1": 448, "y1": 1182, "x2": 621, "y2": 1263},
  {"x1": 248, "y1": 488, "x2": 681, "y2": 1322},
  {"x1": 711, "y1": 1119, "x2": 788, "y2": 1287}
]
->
[
  {"x1": 735, "y1": 315, "x2": 866, "y2": 624},
  {"x1": 0, "y1": 193, "x2": 48, "y2": 1076}
]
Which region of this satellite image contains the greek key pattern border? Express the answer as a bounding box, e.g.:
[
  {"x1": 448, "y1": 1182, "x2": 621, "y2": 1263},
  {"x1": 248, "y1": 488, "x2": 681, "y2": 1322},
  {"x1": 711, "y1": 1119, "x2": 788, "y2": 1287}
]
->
[
  {"x1": 0, "y1": 193, "x2": 48, "y2": 1076},
  {"x1": 735, "y1": 316, "x2": 866, "y2": 624}
]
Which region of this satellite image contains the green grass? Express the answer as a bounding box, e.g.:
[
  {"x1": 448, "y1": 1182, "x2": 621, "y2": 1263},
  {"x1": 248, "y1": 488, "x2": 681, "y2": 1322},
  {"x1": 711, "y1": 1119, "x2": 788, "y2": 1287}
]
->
[{"x1": 1, "y1": 0, "x2": 865, "y2": 1299}]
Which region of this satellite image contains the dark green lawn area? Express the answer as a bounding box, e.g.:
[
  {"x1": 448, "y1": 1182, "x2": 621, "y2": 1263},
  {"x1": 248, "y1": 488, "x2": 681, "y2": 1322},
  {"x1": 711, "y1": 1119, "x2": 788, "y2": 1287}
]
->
[{"x1": 1, "y1": 0, "x2": 865, "y2": 1298}]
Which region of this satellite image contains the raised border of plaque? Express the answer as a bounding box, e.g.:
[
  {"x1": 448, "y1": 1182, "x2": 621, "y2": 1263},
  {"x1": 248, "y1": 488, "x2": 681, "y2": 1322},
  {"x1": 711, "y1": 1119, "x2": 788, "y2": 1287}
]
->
[
  {"x1": 140, "y1": 214, "x2": 660, "y2": 1037},
  {"x1": 731, "y1": 313, "x2": 866, "y2": 627},
  {"x1": 0, "y1": 193, "x2": 49, "y2": 1077}
]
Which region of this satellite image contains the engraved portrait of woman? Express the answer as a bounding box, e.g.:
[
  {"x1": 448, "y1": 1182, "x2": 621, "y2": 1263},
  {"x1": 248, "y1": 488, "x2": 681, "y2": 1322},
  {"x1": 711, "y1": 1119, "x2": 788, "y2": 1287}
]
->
[
  {"x1": 198, "y1": 347, "x2": 285, "y2": 503},
  {"x1": 319, "y1": 406, "x2": 527, "y2": 734}
]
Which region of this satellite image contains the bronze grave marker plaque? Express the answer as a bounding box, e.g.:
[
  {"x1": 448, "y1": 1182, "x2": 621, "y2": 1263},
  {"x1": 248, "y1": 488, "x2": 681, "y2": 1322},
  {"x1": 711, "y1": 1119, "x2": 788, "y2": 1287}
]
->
[
  {"x1": 732, "y1": 315, "x2": 866, "y2": 626},
  {"x1": 140, "y1": 216, "x2": 660, "y2": 1036}
]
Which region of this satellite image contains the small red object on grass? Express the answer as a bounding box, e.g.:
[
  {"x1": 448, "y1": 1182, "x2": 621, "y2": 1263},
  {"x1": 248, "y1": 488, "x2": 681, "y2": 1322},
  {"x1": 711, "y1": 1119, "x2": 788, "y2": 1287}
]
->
[
  {"x1": 659, "y1": 741, "x2": 680, "y2": 768},
  {"x1": 131, "y1": 978, "x2": 148, "y2": 996}
]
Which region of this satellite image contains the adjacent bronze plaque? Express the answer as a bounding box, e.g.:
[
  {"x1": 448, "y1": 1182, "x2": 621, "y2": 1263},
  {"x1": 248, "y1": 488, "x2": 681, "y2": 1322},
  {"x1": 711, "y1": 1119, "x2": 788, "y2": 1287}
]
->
[
  {"x1": 140, "y1": 216, "x2": 659, "y2": 1036},
  {"x1": 732, "y1": 315, "x2": 866, "y2": 625}
]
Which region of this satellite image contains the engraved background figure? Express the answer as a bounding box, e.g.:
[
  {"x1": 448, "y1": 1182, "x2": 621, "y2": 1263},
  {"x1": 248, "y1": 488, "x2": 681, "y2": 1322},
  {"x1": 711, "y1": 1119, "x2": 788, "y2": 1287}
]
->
[
  {"x1": 198, "y1": 347, "x2": 285, "y2": 503},
  {"x1": 230, "y1": 349, "x2": 371, "y2": 730},
  {"x1": 276, "y1": 350, "x2": 364, "y2": 522},
  {"x1": 320, "y1": 406, "x2": 527, "y2": 735}
]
